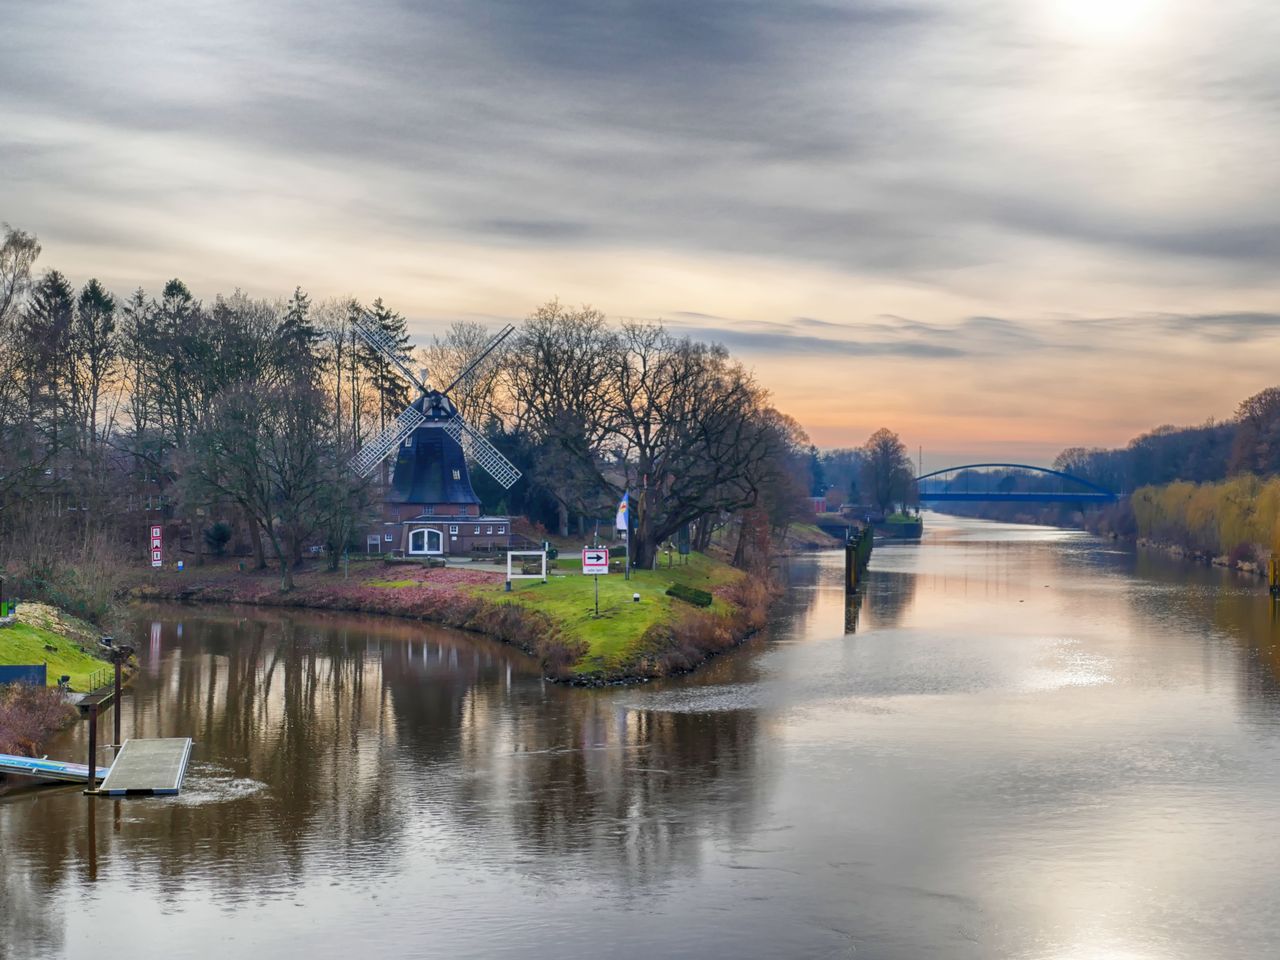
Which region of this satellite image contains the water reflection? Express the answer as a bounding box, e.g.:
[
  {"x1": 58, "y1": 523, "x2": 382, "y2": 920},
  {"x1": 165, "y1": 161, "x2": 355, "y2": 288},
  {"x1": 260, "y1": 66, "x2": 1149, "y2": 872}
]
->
[
  {"x1": 6, "y1": 517, "x2": 1280, "y2": 959},
  {"x1": 0, "y1": 606, "x2": 770, "y2": 959}
]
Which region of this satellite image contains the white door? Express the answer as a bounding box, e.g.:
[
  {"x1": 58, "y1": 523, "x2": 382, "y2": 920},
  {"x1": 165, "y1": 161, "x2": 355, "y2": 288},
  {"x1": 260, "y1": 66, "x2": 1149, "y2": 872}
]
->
[{"x1": 409, "y1": 528, "x2": 444, "y2": 555}]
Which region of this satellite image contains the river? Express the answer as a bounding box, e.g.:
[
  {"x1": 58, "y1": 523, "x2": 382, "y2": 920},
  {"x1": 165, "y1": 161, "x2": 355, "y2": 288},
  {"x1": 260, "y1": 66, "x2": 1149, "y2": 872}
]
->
[{"x1": 4, "y1": 514, "x2": 1280, "y2": 959}]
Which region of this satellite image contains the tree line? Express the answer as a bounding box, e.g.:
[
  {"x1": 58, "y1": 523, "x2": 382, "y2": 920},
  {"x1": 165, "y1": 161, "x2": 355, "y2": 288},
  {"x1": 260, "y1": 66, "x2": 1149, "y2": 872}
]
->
[
  {"x1": 931, "y1": 385, "x2": 1280, "y2": 537},
  {"x1": 0, "y1": 224, "x2": 827, "y2": 595}
]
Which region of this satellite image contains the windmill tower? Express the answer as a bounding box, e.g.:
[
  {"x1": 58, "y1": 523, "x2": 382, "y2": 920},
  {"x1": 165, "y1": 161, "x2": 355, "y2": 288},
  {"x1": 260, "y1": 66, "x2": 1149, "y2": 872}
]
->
[{"x1": 350, "y1": 313, "x2": 522, "y2": 557}]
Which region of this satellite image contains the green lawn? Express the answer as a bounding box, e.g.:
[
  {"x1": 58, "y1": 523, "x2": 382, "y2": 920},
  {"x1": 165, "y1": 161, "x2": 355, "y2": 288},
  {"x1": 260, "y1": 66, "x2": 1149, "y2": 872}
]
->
[
  {"x1": 0, "y1": 617, "x2": 108, "y2": 691},
  {"x1": 470, "y1": 551, "x2": 743, "y2": 674}
]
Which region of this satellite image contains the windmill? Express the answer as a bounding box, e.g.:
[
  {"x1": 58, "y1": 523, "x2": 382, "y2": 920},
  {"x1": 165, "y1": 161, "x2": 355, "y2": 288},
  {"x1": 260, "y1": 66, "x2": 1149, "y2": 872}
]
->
[{"x1": 349, "y1": 311, "x2": 522, "y2": 554}]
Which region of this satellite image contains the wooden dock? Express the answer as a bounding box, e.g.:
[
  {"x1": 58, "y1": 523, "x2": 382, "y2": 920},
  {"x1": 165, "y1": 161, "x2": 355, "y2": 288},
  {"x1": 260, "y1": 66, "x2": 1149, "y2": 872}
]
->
[{"x1": 96, "y1": 738, "x2": 193, "y2": 796}]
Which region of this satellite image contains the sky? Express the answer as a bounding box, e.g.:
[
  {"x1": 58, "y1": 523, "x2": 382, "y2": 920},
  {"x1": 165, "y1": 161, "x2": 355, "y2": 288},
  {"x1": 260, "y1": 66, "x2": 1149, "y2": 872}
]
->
[{"x1": 2, "y1": 0, "x2": 1278, "y2": 466}]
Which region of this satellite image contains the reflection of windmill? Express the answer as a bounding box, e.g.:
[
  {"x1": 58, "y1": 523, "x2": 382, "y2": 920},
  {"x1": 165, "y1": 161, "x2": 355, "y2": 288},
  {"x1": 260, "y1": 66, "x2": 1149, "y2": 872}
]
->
[{"x1": 349, "y1": 312, "x2": 521, "y2": 556}]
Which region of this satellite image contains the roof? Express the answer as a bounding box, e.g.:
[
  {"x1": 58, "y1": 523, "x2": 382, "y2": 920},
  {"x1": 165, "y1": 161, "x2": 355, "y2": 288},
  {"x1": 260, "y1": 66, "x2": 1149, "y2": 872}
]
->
[{"x1": 384, "y1": 425, "x2": 482, "y2": 507}]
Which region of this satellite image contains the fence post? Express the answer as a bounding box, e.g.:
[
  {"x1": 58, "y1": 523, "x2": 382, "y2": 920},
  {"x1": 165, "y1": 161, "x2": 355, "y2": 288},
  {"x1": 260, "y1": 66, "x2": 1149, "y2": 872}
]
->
[{"x1": 113, "y1": 658, "x2": 123, "y2": 749}]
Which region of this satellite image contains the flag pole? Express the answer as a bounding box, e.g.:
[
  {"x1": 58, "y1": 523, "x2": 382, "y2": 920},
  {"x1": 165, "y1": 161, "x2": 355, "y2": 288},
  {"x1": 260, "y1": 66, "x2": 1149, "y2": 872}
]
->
[{"x1": 619, "y1": 491, "x2": 631, "y2": 581}]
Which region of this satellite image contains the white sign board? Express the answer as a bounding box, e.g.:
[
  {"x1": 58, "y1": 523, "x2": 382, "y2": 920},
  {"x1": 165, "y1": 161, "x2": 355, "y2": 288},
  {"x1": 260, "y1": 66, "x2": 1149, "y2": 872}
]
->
[
  {"x1": 582, "y1": 547, "x2": 609, "y2": 575},
  {"x1": 150, "y1": 525, "x2": 163, "y2": 568},
  {"x1": 506, "y1": 550, "x2": 548, "y2": 584}
]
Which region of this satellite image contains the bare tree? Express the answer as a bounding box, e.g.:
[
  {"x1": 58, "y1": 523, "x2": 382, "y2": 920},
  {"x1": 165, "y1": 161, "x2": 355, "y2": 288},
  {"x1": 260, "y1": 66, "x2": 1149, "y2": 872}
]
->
[
  {"x1": 188, "y1": 381, "x2": 335, "y2": 590},
  {"x1": 506, "y1": 301, "x2": 616, "y2": 536},
  {"x1": 861, "y1": 427, "x2": 915, "y2": 513},
  {"x1": 420, "y1": 320, "x2": 509, "y2": 424},
  {"x1": 600, "y1": 324, "x2": 778, "y2": 568},
  {"x1": 0, "y1": 225, "x2": 40, "y2": 329}
]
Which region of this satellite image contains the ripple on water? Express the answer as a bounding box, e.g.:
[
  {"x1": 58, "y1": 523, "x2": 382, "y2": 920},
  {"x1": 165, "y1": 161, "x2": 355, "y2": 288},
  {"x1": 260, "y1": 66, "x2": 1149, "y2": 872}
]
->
[{"x1": 172, "y1": 765, "x2": 268, "y2": 805}]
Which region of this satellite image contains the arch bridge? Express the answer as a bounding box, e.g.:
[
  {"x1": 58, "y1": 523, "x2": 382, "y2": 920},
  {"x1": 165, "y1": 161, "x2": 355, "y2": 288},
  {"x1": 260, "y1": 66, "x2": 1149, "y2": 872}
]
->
[{"x1": 915, "y1": 463, "x2": 1120, "y2": 504}]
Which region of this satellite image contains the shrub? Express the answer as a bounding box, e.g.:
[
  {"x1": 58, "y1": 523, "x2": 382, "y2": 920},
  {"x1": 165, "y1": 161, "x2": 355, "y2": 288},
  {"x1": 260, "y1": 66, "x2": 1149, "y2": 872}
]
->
[
  {"x1": 0, "y1": 683, "x2": 76, "y2": 756},
  {"x1": 203, "y1": 523, "x2": 233, "y2": 556},
  {"x1": 666, "y1": 583, "x2": 713, "y2": 607}
]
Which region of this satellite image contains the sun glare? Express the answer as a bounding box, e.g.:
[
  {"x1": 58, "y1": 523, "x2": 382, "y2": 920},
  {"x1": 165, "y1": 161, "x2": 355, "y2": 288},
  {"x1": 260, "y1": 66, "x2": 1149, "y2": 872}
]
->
[{"x1": 1045, "y1": 0, "x2": 1162, "y2": 40}]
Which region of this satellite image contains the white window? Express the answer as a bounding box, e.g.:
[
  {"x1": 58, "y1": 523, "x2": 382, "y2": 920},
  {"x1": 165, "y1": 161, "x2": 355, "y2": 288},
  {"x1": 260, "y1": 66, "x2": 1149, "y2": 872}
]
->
[
  {"x1": 486, "y1": 526, "x2": 493, "y2": 534},
  {"x1": 452, "y1": 469, "x2": 461, "y2": 480},
  {"x1": 497, "y1": 525, "x2": 505, "y2": 534},
  {"x1": 449, "y1": 525, "x2": 458, "y2": 534},
  {"x1": 424, "y1": 505, "x2": 435, "y2": 516},
  {"x1": 384, "y1": 533, "x2": 394, "y2": 542},
  {"x1": 473, "y1": 526, "x2": 481, "y2": 534}
]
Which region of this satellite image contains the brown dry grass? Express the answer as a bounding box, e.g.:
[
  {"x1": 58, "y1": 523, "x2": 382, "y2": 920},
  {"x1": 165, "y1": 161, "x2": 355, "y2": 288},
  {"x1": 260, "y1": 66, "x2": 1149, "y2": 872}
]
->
[{"x1": 0, "y1": 684, "x2": 76, "y2": 757}]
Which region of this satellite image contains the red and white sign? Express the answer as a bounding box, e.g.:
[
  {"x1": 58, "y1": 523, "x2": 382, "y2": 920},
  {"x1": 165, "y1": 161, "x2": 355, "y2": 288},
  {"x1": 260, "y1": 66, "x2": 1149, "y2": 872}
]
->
[
  {"x1": 150, "y1": 525, "x2": 163, "y2": 568},
  {"x1": 582, "y1": 547, "x2": 609, "y2": 575}
]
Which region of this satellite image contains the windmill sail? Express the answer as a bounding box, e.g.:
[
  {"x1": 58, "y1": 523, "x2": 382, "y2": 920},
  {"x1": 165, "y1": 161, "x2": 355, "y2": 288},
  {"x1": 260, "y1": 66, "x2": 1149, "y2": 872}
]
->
[
  {"x1": 443, "y1": 324, "x2": 516, "y2": 395},
  {"x1": 441, "y1": 418, "x2": 522, "y2": 489},
  {"x1": 352, "y1": 310, "x2": 427, "y2": 393},
  {"x1": 350, "y1": 406, "x2": 427, "y2": 477}
]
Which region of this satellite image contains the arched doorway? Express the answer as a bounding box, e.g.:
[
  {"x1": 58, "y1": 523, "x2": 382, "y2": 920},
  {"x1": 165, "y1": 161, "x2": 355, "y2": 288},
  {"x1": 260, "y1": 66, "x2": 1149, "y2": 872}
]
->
[{"x1": 408, "y1": 527, "x2": 443, "y2": 555}]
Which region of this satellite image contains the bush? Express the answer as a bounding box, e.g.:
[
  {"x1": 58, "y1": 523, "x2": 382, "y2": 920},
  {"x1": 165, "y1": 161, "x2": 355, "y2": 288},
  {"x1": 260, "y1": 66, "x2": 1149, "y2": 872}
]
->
[
  {"x1": 203, "y1": 522, "x2": 233, "y2": 556},
  {"x1": 666, "y1": 583, "x2": 713, "y2": 607},
  {"x1": 0, "y1": 683, "x2": 76, "y2": 756}
]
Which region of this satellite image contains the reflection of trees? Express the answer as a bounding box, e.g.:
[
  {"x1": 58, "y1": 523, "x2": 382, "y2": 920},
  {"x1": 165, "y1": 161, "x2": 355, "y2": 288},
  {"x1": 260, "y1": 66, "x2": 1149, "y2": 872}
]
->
[
  {"x1": 383, "y1": 654, "x2": 767, "y2": 887},
  {"x1": 862, "y1": 568, "x2": 918, "y2": 629},
  {"x1": 0, "y1": 602, "x2": 769, "y2": 947},
  {"x1": 0, "y1": 826, "x2": 67, "y2": 960},
  {"x1": 0, "y1": 607, "x2": 492, "y2": 922},
  {"x1": 410, "y1": 691, "x2": 769, "y2": 891},
  {"x1": 1131, "y1": 553, "x2": 1280, "y2": 713}
]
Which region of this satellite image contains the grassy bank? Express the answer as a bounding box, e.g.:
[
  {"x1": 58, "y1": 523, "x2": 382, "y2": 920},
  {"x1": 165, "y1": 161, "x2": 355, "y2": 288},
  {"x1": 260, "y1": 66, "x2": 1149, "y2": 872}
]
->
[
  {"x1": 0, "y1": 602, "x2": 109, "y2": 761},
  {"x1": 466, "y1": 551, "x2": 749, "y2": 677},
  {"x1": 0, "y1": 602, "x2": 111, "y2": 691},
  {"x1": 130, "y1": 550, "x2": 772, "y2": 682}
]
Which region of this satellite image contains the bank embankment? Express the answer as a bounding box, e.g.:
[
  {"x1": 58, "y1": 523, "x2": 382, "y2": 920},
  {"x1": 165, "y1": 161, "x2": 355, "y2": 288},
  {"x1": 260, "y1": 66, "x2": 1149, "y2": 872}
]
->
[
  {"x1": 0, "y1": 602, "x2": 115, "y2": 691},
  {"x1": 130, "y1": 552, "x2": 775, "y2": 684},
  {"x1": 0, "y1": 602, "x2": 115, "y2": 759}
]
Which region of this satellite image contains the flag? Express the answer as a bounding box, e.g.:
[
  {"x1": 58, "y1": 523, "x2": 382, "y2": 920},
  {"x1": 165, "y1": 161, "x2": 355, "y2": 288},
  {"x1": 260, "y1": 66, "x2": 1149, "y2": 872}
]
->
[{"x1": 615, "y1": 493, "x2": 629, "y2": 532}]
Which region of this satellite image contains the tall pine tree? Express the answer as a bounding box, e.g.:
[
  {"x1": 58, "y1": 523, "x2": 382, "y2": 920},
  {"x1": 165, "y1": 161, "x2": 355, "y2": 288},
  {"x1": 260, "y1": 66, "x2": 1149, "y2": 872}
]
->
[{"x1": 361, "y1": 297, "x2": 412, "y2": 433}]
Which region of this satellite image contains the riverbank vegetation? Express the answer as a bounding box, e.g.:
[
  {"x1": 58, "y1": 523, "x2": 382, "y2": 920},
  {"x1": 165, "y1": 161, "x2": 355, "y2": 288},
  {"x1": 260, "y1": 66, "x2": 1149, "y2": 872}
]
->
[
  {"x1": 932, "y1": 385, "x2": 1280, "y2": 569},
  {"x1": 131, "y1": 548, "x2": 765, "y2": 681},
  {"x1": 0, "y1": 602, "x2": 106, "y2": 760},
  {"x1": 476, "y1": 551, "x2": 756, "y2": 678},
  {"x1": 1128, "y1": 476, "x2": 1280, "y2": 567},
  {"x1": 0, "y1": 684, "x2": 75, "y2": 757},
  {"x1": 0, "y1": 224, "x2": 817, "y2": 596}
]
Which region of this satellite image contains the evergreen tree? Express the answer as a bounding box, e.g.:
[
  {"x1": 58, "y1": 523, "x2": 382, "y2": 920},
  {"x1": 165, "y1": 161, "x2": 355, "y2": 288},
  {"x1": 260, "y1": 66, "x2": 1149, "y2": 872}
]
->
[
  {"x1": 19, "y1": 270, "x2": 75, "y2": 457},
  {"x1": 808, "y1": 444, "x2": 826, "y2": 497},
  {"x1": 277, "y1": 286, "x2": 322, "y2": 385},
  {"x1": 72, "y1": 278, "x2": 118, "y2": 459},
  {"x1": 361, "y1": 297, "x2": 411, "y2": 431}
]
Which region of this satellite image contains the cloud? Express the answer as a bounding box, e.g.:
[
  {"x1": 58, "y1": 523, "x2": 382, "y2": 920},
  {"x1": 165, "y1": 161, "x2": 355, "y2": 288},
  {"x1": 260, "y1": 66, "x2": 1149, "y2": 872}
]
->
[
  {"x1": 668, "y1": 312, "x2": 1052, "y2": 359},
  {"x1": 667, "y1": 309, "x2": 1280, "y2": 364},
  {"x1": 2, "y1": 0, "x2": 1279, "y2": 459},
  {"x1": 5, "y1": 0, "x2": 1276, "y2": 283}
]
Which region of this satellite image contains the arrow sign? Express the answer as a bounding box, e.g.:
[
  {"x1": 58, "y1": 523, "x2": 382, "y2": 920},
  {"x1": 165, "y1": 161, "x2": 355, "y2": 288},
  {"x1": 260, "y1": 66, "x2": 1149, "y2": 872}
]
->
[{"x1": 582, "y1": 547, "x2": 609, "y2": 575}]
